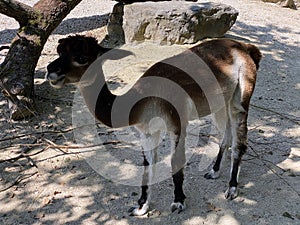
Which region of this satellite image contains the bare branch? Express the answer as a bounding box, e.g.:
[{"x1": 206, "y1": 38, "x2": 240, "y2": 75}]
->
[
  {"x1": 248, "y1": 143, "x2": 300, "y2": 197},
  {"x1": 0, "y1": 0, "x2": 36, "y2": 26},
  {"x1": 0, "y1": 0, "x2": 83, "y2": 120},
  {"x1": 251, "y1": 103, "x2": 300, "y2": 125},
  {"x1": 0, "y1": 171, "x2": 38, "y2": 192}
]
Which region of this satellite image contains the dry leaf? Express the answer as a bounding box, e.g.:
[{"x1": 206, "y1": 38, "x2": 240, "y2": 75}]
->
[
  {"x1": 42, "y1": 197, "x2": 53, "y2": 206},
  {"x1": 206, "y1": 202, "x2": 222, "y2": 212},
  {"x1": 53, "y1": 191, "x2": 61, "y2": 195}
]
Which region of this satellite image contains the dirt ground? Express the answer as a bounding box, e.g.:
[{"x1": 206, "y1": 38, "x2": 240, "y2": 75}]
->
[{"x1": 0, "y1": 0, "x2": 299, "y2": 224}]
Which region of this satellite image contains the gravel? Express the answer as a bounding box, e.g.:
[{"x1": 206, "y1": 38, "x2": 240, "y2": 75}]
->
[{"x1": 0, "y1": 1, "x2": 299, "y2": 225}]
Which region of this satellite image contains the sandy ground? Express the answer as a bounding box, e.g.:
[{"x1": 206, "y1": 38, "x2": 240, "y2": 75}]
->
[{"x1": 0, "y1": 0, "x2": 299, "y2": 224}]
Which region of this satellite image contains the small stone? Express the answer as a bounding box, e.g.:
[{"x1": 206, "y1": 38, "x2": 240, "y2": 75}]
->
[
  {"x1": 147, "y1": 209, "x2": 161, "y2": 217},
  {"x1": 77, "y1": 176, "x2": 86, "y2": 180},
  {"x1": 282, "y1": 212, "x2": 294, "y2": 220}
]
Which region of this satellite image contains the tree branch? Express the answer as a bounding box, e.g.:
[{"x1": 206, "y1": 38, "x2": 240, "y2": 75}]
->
[
  {"x1": 0, "y1": 0, "x2": 36, "y2": 26},
  {"x1": 0, "y1": 0, "x2": 83, "y2": 120}
]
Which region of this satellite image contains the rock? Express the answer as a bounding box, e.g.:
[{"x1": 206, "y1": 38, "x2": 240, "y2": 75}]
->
[
  {"x1": 262, "y1": 0, "x2": 298, "y2": 9},
  {"x1": 103, "y1": 2, "x2": 238, "y2": 46},
  {"x1": 115, "y1": 0, "x2": 197, "y2": 3}
]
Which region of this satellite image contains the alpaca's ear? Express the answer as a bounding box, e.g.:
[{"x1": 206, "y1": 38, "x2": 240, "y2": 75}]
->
[
  {"x1": 57, "y1": 40, "x2": 65, "y2": 53},
  {"x1": 58, "y1": 38, "x2": 66, "y2": 44}
]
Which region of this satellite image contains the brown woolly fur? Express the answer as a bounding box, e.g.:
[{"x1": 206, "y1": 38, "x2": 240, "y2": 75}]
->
[{"x1": 46, "y1": 36, "x2": 261, "y2": 216}]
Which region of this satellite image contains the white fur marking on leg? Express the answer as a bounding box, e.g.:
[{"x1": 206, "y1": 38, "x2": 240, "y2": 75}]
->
[
  {"x1": 225, "y1": 186, "x2": 239, "y2": 200},
  {"x1": 129, "y1": 200, "x2": 150, "y2": 216},
  {"x1": 141, "y1": 131, "x2": 159, "y2": 186},
  {"x1": 171, "y1": 202, "x2": 186, "y2": 213},
  {"x1": 207, "y1": 168, "x2": 220, "y2": 179}
]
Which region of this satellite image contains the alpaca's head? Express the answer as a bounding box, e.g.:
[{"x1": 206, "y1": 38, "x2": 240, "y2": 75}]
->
[{"x1": 46, "y1": 35, "x2": 108, "y2": 88}]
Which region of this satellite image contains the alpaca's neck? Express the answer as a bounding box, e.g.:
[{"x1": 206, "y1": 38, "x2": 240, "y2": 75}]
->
[
  {"x1": 79, "y1": 51, "x2": 141, "y2": 128},
  {"x1": 78, "y1": 65, "x2": 117, "y2": 127},
  {"x1": 94, "y1": 83, "x2": 117, "y2": 127}
]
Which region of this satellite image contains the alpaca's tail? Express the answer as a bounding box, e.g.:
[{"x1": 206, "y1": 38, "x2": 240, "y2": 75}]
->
[{"x1": 246, "y1": 44, "x2": 262, "y2": 70}]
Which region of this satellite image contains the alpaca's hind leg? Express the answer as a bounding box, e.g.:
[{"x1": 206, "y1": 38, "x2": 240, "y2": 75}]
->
[
  {"x1": 225, "y1": 106, "x2": 248, "y2": 200},
  {"x1": 171, "y1": 131, "x2": 186, "y2": 213}
]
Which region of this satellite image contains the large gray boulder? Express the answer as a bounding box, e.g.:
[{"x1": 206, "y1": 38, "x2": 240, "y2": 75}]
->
[{"x1": 104, "y1": 2, "x2": 238, "y2": 46}]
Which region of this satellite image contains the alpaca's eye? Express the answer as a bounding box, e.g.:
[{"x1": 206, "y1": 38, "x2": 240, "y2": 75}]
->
[{"x1": 74, "y1": 55, "x2": 89, "y2": 65}]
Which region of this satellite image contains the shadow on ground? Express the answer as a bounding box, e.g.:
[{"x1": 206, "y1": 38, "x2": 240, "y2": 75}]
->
[{"x1": 0, "y1": 18, "x2": 299, "y2": 225}]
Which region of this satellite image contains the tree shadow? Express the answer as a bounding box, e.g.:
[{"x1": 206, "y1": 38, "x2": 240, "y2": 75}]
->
[
  {"x1": 0, "y1": 29, "x2": 15, "y2": 46},
  {"x1": 0, "y1": 17, "x2": 299, "y2": 225},
  {"x1": 53, "y1": 14, "x2": 110, "y2": 35},
  {"x1": 0, "y1": 14, "x2": 109, "y2": 46}
]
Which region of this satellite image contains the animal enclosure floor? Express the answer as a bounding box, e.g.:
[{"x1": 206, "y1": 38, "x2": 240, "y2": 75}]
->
[{"x1": 0, "y1": 0, "x2": 299, "y2": 225}]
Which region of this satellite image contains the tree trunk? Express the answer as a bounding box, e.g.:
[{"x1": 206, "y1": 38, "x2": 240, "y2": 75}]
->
[{"x1": 0, "y1": 0, "x2": 82, "y2": 120}]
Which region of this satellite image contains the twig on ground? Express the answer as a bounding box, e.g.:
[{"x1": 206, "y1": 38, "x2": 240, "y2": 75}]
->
[
  {"x1": 35, "y1": 94, "x2": 73, "y2": 104},
  {"x1": 42, "y1": 138, "x2": 120, "y2": 150},
  {"x1": 251, "y1": 104, "x2": 300, "y2": 125},
  {"x1": 0, "y1": 127, "x2": 74, "y2": 143},
  {"x1": 0, "y1": 136, "x2": 120, "y2": 164},
  {"x1": 0, "y1": 122, "x2": 105, "y2": 143},
  {"x1": 0, "y1": 171, "x2": 38, "y2": 192},
  {"x1": 0, "y1": 147, "x2": 47, "y2": 164},
  {"x1": 248, "y1": 143, "x2": 300, "y2": 196},
  {"x1": 42, "y1": 138, "x2": 69, "y2": 153}
]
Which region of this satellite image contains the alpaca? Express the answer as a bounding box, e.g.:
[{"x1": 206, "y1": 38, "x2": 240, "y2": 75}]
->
[{"x1": 46, "y1": 35, "x2": 261, "y2": 215}]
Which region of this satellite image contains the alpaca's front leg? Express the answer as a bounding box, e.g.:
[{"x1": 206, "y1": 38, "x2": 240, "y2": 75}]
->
[
  {"x1": 129, "y1": 132, "x2": 159, "y2": 216},
  {"x1": 128, "y1": 153, "x2": 151, "y2": 216},
  {"x1": 204, "y1": 118, "x2": 231, "y2": 179}
]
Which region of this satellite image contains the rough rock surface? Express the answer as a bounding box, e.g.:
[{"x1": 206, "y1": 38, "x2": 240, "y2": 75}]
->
[
  {"x1": 262, "y1": 0, "x2": 299, "y2": 9},
  {"x1": 104, "y1": 2, "x2": 238, "y2": 45}
]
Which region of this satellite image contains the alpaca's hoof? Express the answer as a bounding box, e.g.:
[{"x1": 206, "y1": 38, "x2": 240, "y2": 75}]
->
[
  {"x1": 204, "y1": 169, "x2": 220, "y2": 179},
  {"x1": 225, "y1": 186, "x2": 239, "y2": 200},
  {"x1": 128, "y1": 202, "x2": 149, "y2": 216},
  {"x1": 171, "y1": 202, "x2": 186, "y2": 213}
]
